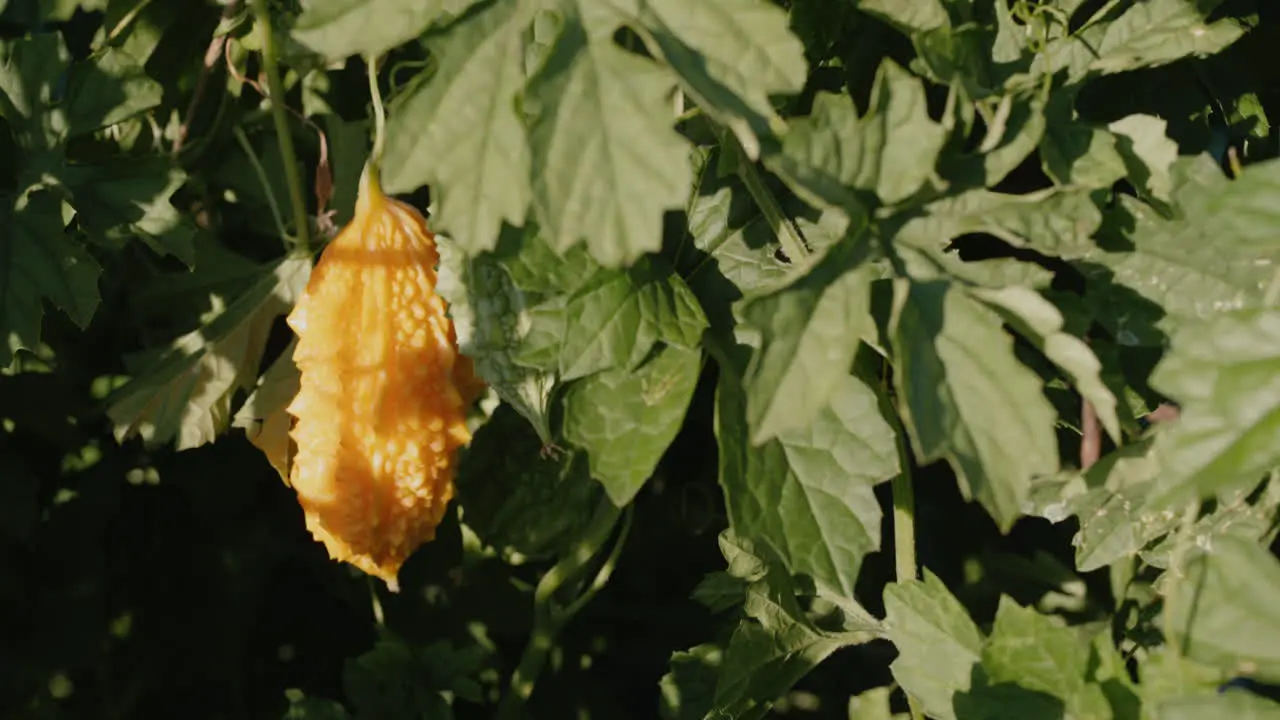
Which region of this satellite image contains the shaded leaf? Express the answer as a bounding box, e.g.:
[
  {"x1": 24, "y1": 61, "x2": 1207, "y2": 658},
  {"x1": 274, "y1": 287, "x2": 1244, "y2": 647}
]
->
[
  {"x1": 64, "y1": 46, "x2": 162, "y2": 136},
  {"x1": 1081, "y1": 157, "x2": 1276, "y2": 342},
  {"x1": 63, "y1": 159, "x2": 196, "y2": 265},
  {"x1": 1, "y1": 190, "x2": 101, "y2": 369},
  {"x1": 855, "y1": 0, "x2": 949, "y2": 34},
  {"x1": 1109, "y1": 114, "x2": 1178, "y2": 204},
  {"x1": 456, "y1": 404, "x2": 602, "y2": 558},
  {"x1": 709, "y1": 536, "x2": 875, "y2": 718},
  {"x1": 438, "y1": 239, "x2": 556, "y2": 441},
  {"x1": 981, "y1": 597, "x2": 1113, "y2": 718},
  {"x1": 660, "y1": 644, "x2": 723, "y2": 720}
]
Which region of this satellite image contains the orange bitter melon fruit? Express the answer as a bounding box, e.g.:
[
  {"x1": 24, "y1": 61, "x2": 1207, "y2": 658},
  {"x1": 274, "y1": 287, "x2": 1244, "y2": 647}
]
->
[{"x1": 285, "y1": 163, "x2": 484, "y2": 590}]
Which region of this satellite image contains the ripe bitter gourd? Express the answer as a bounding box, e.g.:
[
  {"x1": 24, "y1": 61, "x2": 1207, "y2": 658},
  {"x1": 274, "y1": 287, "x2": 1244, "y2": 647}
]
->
[{"x1": 285, "y1": 163, "x2": 483, "y2": 590}]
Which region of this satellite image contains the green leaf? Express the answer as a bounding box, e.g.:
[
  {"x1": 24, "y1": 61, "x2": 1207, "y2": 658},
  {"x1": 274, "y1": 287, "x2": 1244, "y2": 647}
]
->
[
  {"x1": 63, "y1": 158, "x2": 196, "y2": 265},
  {"x1": 714, "y1": 617, "x2": 845, "y2": 719},
  {"x1": 292, "y1": 0, "x2": 480, "y2": 60},
  {"x1": 1147, "y1": 307, "x2": 1280, "y2": 506},
  {"x1": 1, "y1": 190, "x2": 102, "y2": 369},
  {"x1": 1031, "y1": 0, "x2": 1245, "y2": 81},
  {"x1": 1166, "y1": 535, "x2": 1280, "y2": 682},
  {"x1": 891, "y1": 281, "x2": 1059, "y2": 529},
  {"x1": 884, "y1": 571, "x2": 986, "y2": 720},
  {"x1": 768, "y1": 59, "x2": 945, "y2": 210},
  {"x1": 892, "y1": 187, "x2": 1103, "y2": 262},
  {"x1": 106, "y1": 256, "x2": 311, "y2": 450},
  {"x1": 0, "y1": 34, "x2": 69, "y2": 150},
  {"x1": 342, "y1": 638, "x2": 468, "y2": 719},
  {"x1": 739, "y1": 238, "x2": 878, "y2": 444},
  {"x1": 1040, "y1": 93, "x2": 1128, "y2": 190},
  {"x1": 1080, "y1": 157, "x2": 1276, "y2": 340},
  {"x1": 556, "y1": 260, "x2": 707, "y2": 381},
  {"x1": 438, "y1": 239, "x2": 556, "y2": 442},
  {"x1": 496, "y1": 226, "x2": 599, "y2": 300},
  {"x1": 382, "y1": 0, "x2": 531, "y2": 254},
  {"x1": 979, "y1": 597, "x2": 1112, "y2": 719},
  {"x1": 631, "y1": 0, "x2": 806, "y2": 159},
  {"x1": 854, "y1": 0, "x2": 950, "y2": 35},
  {"x1": 1084, "y1": 0, "x2": 1246, "y2": 77},
  {"x1": 847, "y1": 686, "x2": 898, "y2": 720},
  {"x1": 1159, "y1": 689, "x2": 1280, "y2": 720},
  {"x1": 563, "y1": 344, "x2": 701, "y2": 506},
  {"x1": 970, "y1": 285, "x2": 1121, "y2": 442},
  {"x1": 283, "y1": 694, "x2": 352, "y2": 720},
  {"x1": 1109, "y1": 114, "x2": 1179, "y2": 204},
  {"x1": 1141, "y1": 480, "x2": 1280, "y2": 570},
  {"x1": 681, "y1": 147, "x2": 793, "y2": 336},
  {"x1": 709, "y1": 538, "x2": 872, "y2": 718},
  {"x1": 456, "y1": 404, "x2": 603, "y2": 558},
  {"x1": 660, "y1": 644, "x2": 723, "y2": 720},
  {"x1": 1140, "y1": 647, "x2": 1235, "y2": 713},
  {"x1": 717, "y1": 368, "x2": 898, "y2": 598},
  {"x1": 64, "y1": 46, "x2": 162, "y2": 136},
  {"x1": 1065, "y1": 440, "x2": 1175, "y2": 573},
  {"x1": 232, "y1": 340, "x2": 300, "y2": 484},
  {"x1": 525, "y1": 5, "x2": 692, "y2": 266}
]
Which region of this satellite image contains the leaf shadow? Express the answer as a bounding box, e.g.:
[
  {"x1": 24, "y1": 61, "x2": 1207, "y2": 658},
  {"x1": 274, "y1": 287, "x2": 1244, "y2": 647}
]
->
[{"x1": 953, "y1": 665, "x2": 1065, "y2": 720}]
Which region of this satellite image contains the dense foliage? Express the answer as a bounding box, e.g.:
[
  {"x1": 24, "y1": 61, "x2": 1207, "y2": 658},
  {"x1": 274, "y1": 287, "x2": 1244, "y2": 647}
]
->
[{"x1": 3, "y1": 0, "x2": 1280, "y2": 718}]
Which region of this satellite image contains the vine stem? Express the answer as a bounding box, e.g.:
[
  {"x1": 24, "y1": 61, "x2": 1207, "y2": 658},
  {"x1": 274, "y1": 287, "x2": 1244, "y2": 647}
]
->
[
  {"x1": 495, "y1": 499, "x2": 627, "y2": 720},
  {"x1": 883, "y1": 371, "x2": 923, "y2": 720},
  {"x1": 249, "y1": 0, "x2": 310, "y2": 253}
]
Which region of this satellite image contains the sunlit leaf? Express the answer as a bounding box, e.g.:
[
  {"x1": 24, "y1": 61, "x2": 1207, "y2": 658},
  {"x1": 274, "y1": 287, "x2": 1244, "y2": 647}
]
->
[
  {"x1": 884, "y1": 571, "x2": 985, "y2": 720},
  {"x1": 768, "y1": 59, "x2": 945, "y2": 209},
  {"x1": 738, "y1": 237, "x2": 878, "y2": 444},
  {"x1": 564, "y1": 344, "x2": 701, "y2": 506},
  {"x1": 382, "y1": 0, "x2": 531, "y2": 253},
  {"x1": 107, "y1": 256, "x2": 311, "y2": 450},
  {"x1": 890, "y1": 280, "x2": 1059, "y2": 529},
  {"x1": 525, "y1": 4, "x2": 692, "y2": 266},
  {"x1": 292, "y1": 0, "x2": 480, "y2": 60},
  {"x1": 718, "y1": 366, "x2": 898, "y2": 598},
  {"x1": 630, "y1": 0, "x2": 807, "y2": 159}
]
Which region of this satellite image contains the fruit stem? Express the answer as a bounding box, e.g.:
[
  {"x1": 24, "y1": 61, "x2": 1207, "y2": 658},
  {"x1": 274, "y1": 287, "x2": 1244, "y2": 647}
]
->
[
  {"x1": 250, "y1": 0, "x2": 310, "y2": 253},
  {"x1": 366, "y1": 53, "x2": 387, "y2": 170}
]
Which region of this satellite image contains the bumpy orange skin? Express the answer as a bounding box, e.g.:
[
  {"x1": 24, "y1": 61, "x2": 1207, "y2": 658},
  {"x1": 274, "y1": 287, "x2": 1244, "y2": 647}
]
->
[{"x1": 286, "y1": 166, "x2": 481, "y2": 589}]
